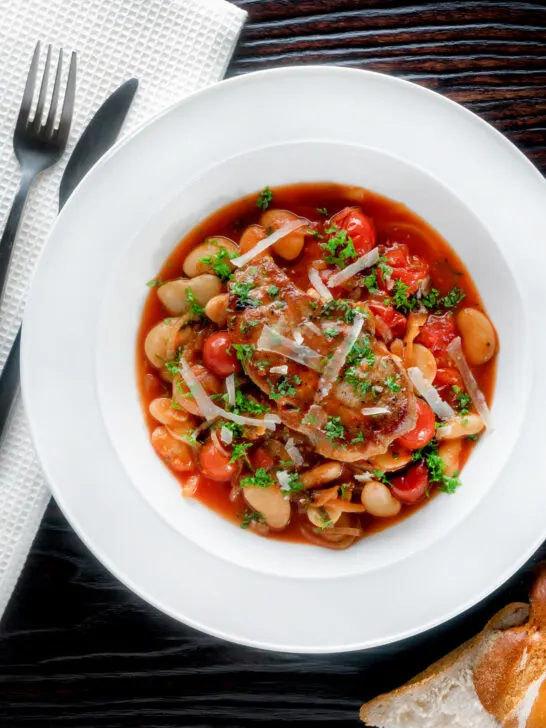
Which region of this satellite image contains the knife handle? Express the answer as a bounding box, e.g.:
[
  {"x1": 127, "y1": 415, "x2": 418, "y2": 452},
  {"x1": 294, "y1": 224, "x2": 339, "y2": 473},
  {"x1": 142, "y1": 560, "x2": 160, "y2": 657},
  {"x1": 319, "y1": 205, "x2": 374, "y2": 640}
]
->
[{"x1": 0, "y1": 327, "x2": 21, "y2": 441}]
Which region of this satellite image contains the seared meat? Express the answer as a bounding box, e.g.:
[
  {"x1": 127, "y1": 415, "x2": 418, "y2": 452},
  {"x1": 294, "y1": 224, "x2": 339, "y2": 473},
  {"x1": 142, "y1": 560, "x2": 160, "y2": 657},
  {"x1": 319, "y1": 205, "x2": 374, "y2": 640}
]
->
[{"x1": 228, "y1": 256, "x2": 416, "y2": 461}]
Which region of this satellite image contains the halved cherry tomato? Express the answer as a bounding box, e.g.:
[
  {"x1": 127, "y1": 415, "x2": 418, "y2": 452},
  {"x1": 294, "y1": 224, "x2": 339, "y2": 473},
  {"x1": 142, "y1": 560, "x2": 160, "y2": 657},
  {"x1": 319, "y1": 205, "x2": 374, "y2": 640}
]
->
[
  {"x1": 378, "y1": 243, "x2": 429, "y2": 295},
  {"x1": 434, "y1": 367, "x2": 464, "y2": 406},
  {"x1": 397, "y1": 399, "x2": 435, "y2": 450},
  {"x1": 329, "y1": 207, "x2": 376, "y2": 255},
  {"x1": 251, "y1": 447, "x2": 275, "y2": 472},
  {"x1": 416, "y1": 314, "x2": 457, "y2": 366},
  {"x1": 202, "y1": 331, "x2": 240, "y2": 377},
  {"x1": 390, "y1": 461, "x2": 429, "y2": 504},
  {"x1": 368, "y1": 300, "x2": 407, "y2": 337},
  {"x1": 199, "y1": 439, "x2": 237, "y2": 481}
]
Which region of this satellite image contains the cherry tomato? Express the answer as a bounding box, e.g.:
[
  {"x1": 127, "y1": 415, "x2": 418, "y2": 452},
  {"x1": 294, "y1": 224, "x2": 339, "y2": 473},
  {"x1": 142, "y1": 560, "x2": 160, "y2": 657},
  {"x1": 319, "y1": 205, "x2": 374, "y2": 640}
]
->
[
  {"x1": 202, "y1": 331, "x2": 240, "y2": 377},
  {"x1": 199, "y1": 439, "x2": 237, "y2": 482},
  {"x1": 434, "y1": 367, "x2": 464, "y2": 406},
  {"x1": 417, "y1": 314, "x2": 457, "y2": 366},
  {"x1": 330, "y1": 207, "x2": 376, "y2": 255},
  {"x1": 368, "y1": 300, "x2": 407, "y2": 337},
  {"x1": 378, "y1": 243, "x2": 429, "y2": 295},
  {"x1": 397, "y1": 399, "x2": 436, "y2": 450},
  {"x1": 250, "y1": 447, "x2": 275, "y2": 472},
  {"x1": 390, "y1": 461, "x2": 429, "y2": 504}
]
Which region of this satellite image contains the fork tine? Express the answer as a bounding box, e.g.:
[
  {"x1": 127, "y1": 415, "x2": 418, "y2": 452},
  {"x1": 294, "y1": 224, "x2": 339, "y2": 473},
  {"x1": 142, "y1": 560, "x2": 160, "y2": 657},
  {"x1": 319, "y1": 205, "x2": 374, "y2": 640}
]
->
[
  {"x1": 55, "y1": 51, "x2": 76, "y2": 147},
  {"x1": 32, "y1": 44, "x2": 51, "y2": 131},
  {"x1": 15, "y1": 42, "x2": 40, "y2": 133},
  {"x1": 44, "y1": 48, "x2": 63, "y2": 137}
]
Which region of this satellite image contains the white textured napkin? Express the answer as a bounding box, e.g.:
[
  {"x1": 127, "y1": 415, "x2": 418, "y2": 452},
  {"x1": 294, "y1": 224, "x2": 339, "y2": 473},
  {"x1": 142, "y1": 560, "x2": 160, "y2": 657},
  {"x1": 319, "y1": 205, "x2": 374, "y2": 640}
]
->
[{"x1": 0, "y1": 0, "x2": 246, "y2": 617}]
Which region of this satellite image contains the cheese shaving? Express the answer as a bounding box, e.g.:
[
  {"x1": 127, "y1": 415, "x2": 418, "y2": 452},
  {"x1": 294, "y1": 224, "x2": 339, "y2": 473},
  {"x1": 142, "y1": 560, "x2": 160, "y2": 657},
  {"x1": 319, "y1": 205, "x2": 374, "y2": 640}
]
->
[
  {"x1": 327, "y1": 247, "x2": 380, "y2": 287},
  {"x1": 447, "y1": 337, "x2": 492, "y2": 428},
  {"x1": 354, "y1": 472, "x2": 375, "y2": 482},
  {"x1": 308, "y1": 268, "x2": 333, "y2": 300},
  {"x1": 285, "y1": 437, "x2": 304, "y2": 466},
  {"x1": 226, "y1": 374, "x2": 235, "y2": 407},
  {"x1": 257, "y1": 325, "x2": 323, "y2": 371},
  {"x1": 230, "y1": 220, "x2": 305, "y2": 268},
  {"x1": 316, "y1": 314, "x2": 365, "y2": 400},
  {"x1": 361, "y1": 407, "x2": 391, "y2": 416},
  {"x1": 302, "y1": 320, "x2": 321, "y2": 336},
  {"x1": 293, "y1": 330, "x2": 304, "y2": 345},
  {"x1": 178, "y1": 357, "x2": 280, "y2": 429},
  {"x1": 220, "y1": 426, "x2": 233, "y2": 445},
  {"x1": 276, "y1": 470, "x2": 291, "y2": 491},
  {"x1": 407, "y1": 366, "x2": 455, "y2": 421},
  {"x1": 269, "y1": 365, "x2": 288, "y2": 375}
]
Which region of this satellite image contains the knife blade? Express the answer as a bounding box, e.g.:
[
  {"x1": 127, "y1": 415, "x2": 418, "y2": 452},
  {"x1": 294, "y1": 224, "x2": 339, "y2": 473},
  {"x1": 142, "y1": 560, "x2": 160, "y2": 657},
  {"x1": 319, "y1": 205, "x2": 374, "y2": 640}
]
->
[{"x1": 0, "y1": 78, "x2": 138, "y2": 442}]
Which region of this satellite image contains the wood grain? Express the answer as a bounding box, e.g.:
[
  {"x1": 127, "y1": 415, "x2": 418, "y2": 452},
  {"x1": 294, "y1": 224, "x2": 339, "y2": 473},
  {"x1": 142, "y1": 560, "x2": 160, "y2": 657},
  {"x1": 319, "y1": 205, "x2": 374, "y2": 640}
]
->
[{"x1": 1, "y1": 2, "x2": 546, "y2": 726}]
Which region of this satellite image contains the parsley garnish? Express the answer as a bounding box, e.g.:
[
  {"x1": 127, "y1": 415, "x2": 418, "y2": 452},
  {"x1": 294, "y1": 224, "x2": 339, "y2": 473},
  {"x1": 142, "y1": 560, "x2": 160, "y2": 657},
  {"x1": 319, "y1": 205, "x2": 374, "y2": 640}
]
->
[
  {"x1": 198, "y1": 245, "x2": 237, "y2": 283},
  {"x1": 240, "y1": 320, "x2": 260, "y2": 335},
  {"x1": 411, "y1": 440, "x2": 461, "y2": 494},
  {"x1": 186, "y1": 288, "x2": 205, "y2": 317},
  {"x1": 221, "y1": 420, "x2": 244, "y2": 439},
  {"x1": 231, "y1": 281, "x2": 259, "y2": 308},
  {"x1": 267, "y1": 375, "x2": 300, "y2": 401},
  {"x1": 324, "y1": 416, "x2": 345, "y2": 443},
  {"x1": 315, "y1": 508, "x2": 334, "y2": 531},
  {"x1": 385, "y1": 375, "x2": 401, "y2": 392},
  {"x1": 344, "y1": 367, "x2": 372, "y2": 398},
  {"x1": 256, "y1": 186, "x2": 273, "y2": 210},
  {"x1": 239, "y1": 509, "x2": 266, "y2": 529},
  {"x1": 146, "y1": 278, "x2": 162, "y2": 287},
  {"x1": 392, "y1": 279, "x2": 417, "y2": 314},
  {"x1": 232, "y1": 343, "x2": 255, "y2": 364},
  {"x1": 452, "y1": 385, "x2": 471, "y2": 415},
  {"x1": 241, "y1": 467, "x2": 273, "y2": 488},
  {"x1": 232, "y1": 389, "x2": 269, "y2": 416},
  {"x1": 323, "y1": 328, "x2": 340, "y2": 340},
  {"x1": 373, "y1": 468, "x2": 390, "y2": 485},
  {"x1": 351, "y1": 432, "x2": 365, "y2": 444},
  {"x1": 164, "y1": 361, "x2": 179, "y2": 377},
  {"x1": 347, "y1": 336, "x2": 375, "y2": 367},
  {"x1": 267, "y1": 285, "x2": 279, "y2": 297},
  {"x1": 316, "y1": 207, "x2": 328, "y2": 216},
  {"x1": 422, "y1": 286, "x2": 466, "y2": 312},
  {"x1": 363, "y1": 269, "x2": 378, "y2": 293},
  {"x1": 321, "y1": 299, "x2": 366, "y2": 324},
  {"x1": 230, "y1": 442, "x2": 252, "y2": 464},
  {"x1": 320, "y1": 225, "x2": 358, "y2": 268}
]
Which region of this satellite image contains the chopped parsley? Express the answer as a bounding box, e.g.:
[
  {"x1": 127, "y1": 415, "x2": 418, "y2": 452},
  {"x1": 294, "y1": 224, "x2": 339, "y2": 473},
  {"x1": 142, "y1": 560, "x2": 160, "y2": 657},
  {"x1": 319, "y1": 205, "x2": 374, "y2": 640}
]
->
[
  {"x1": 231, "y1": 343, "x2": 255, "y2": 364},
  {"x1": 284, "y1": 472, "x2": 305, "y2": 493},
  {"x1": 240, "y1": 320, "x2": 260, "y2": 335},
  {"x1": 239, "y1": 509, "x2": 266, "y2": 529},
  {"x1": 315, "y1": 508, "x2": 334, "y2": 531},
  {"x1": 452, "y1": 385, "x2": 471, "y2": 415},
  {"x1": 164, "y1": 361, "x2": 180, "y2": 377},
  {"x1": 466, "y1": 433, "x2": 480, "y2": 442},
  {"x1": 267, "y1": 375, "x2": 300, "y2": 401},
  {"x1": 316, "y1": 206, "x2": 328, "y2": 216},
  {"x1": 324, "y1": 416, "x2": 345, "y2": 443},
  {"x1": 344, "y1": 367, "x2": 372, "y2": 398},
  {"x1": 231, "y1": 281, "x2": 259, "y2": 308},
  {"x1": 198, "y1": 245, "x2": 237, "y2": 282},
  {"x1": 186, "y1": 288, "x2": 205, "y2": 317},
  {"x1": 320, "y1": 225, "x2": 358, "y2": 269},
  {"x1": 392, "y1": 279, "x2": 417, "y2": 314},
  {"x1": 411, "y1": 440, "x2": 461, "y2": 494},
  {"x1": 230, "y1": 442, "x2": 252, "y2": 464},
  {"x1": 240, "y1": 467, "x2": 273, "y2": 488},
  {"x1": 363, "y1": 269, "x2": 378, "y2": 293},
  {"x1": 373, "y1": 468, "x2": 390, "y2": 485},
  {"x1": 146, "y1": 278, "x2": 163, "y2": 287},
  {"x1": 267, "y1": 285, "x2": 279, "y2": 297},
  {"x1": 351, "y1": 432, "x2": 365, "y2": 444},
  {"x1": 323, "y1": 328, "x2": 340, "y2": 340},
  {"x1": 347, "y1": 336, "x2": 375, "y2": 368},
  {"x1": 321, "y1": 299, "x2": 367, "y2": 324},
  {"x1": 221, "y1": 420, "x2": 243, "y2": 439},
  {"x1": 256, "y1": 186, "x2": 273, "y2": 210},
  {"x1": 385, "y1": 375, "x2": 401, "y2": 392},
  {"x1": 232, "y1": 389, "x2": 269, "y2": 416}
]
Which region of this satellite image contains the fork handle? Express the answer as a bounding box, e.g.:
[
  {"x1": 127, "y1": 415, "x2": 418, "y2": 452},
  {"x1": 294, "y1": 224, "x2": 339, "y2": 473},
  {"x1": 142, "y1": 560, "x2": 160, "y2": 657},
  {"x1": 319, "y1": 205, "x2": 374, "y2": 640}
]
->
[{"x1": 0, "y1": 172, "x2": 35, "y2": 301}]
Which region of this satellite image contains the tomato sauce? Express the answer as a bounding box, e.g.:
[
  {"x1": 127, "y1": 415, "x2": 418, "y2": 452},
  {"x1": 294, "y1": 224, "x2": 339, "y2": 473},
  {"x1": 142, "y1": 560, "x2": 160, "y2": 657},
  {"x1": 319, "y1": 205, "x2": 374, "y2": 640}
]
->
[{"x1": 136, "y1": 183, "x2": 496, "y2": 544}]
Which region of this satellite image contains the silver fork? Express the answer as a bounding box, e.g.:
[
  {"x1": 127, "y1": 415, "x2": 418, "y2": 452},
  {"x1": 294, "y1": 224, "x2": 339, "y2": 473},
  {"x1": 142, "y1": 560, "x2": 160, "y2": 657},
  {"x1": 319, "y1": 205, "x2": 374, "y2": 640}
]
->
[{"x1": 0, "y1": 42, "x2": 76, "y2": 299}]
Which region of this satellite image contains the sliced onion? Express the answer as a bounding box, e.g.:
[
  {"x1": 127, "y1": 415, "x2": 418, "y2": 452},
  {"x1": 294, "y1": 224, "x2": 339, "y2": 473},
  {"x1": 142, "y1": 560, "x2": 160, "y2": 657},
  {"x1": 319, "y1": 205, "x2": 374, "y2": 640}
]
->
[
  {"x1": 361, "y1": 407, "x2": 391, "y2": 416},
  {"x1": 257, "y1": 325, "x2": 323, "y2": 371},
  {"x1": 220, "y1": 426, "x2": 233, "y2": 445},
  {"x1": 178, "y1": 357, "x2": 279, "y2": 430},
  {"x1": 407, "y1": 366, "x2": 455, "y2": 421},
  {"x1": 327, "y1": 247, "x2": 380, "y2": 287},
  {"x1": 270, "y1": 365, "x2": 288, "y2": 375},
  {"x1": 316, "y1": 314, "x2": 365, "y2": 400},
  {"x1": 231, "y1": 221, "x2": 305, "y2": 268},
  {"x1": 285, "y1": 437, "x2": 304, "y2": 466},
  {"x1": 302, "y1": 320, "x2": 322, "y2": 336},
  {"x1": 225, "y1": 374, "x2": 235, "y2": 407},
  {"x1": 447, "y1": 337, "x2": 492, "y2": 428},
  {"x1": 211, "y1": 428, "x2": 231, "y2": 457},
  {"x1": 308, "y1": 268, "x2": 333, "y2": 300}
]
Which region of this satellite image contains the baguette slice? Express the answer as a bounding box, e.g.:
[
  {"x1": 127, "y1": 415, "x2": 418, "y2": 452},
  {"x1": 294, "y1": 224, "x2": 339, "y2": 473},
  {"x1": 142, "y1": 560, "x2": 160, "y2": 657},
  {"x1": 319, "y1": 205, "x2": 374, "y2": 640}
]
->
[
  {"x1": 360, "y1": 603, "x2": 529, "y2": 728},
  {"x1": 361, "y1": 568, "x2": 546, "y2": 728}
]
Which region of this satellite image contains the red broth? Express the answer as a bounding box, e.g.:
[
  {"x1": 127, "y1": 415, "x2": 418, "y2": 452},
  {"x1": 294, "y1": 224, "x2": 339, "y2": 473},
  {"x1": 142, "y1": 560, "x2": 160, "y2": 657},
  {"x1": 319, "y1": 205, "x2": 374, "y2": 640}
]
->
[{"x1": 136, "y1": 183, "x2": 496, "y2": 545}]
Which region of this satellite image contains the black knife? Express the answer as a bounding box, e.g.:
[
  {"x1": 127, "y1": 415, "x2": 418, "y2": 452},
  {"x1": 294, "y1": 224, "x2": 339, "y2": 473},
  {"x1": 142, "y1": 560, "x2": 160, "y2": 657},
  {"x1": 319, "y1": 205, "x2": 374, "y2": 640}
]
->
[{"x1": 0, "y1": 78, "x2": 138, "y2": 441}]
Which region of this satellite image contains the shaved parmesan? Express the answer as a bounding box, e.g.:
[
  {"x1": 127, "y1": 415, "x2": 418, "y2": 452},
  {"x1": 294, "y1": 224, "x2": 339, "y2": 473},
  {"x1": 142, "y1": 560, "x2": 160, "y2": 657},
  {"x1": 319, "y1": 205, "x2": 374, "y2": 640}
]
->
[
  {"x1": 316, "y1": 314, "x2": 365, "y2": 401},
  {"x1": 293, "y1": 330, "x2": 304, "y2": 345},
  {"x1": 257, "y1": 325, "x2": 323, "y2": 371},
  {"x1": 327, "y1": 247, "x2": 380, "y2": 287},
  {"x1": 178, "y1": 357, "x2": 279, "y2": 430},
  {"x1": 220, "y1": 426, "x2": 233, "y2": 445},
  {"x1": 231, "y1": 221, "x2": 305, "y2": 268},
  {"x1": 361, "y1": 407, "x2": 391, "y2": 416},
  {"x1": 285, "y1": 437, "x2": 304, "y2": 466},
  {"x1": 447, "y1": 337, "x2": 492, "y2": 428},
  {"x1": 226, "y1": 374, "x2": 235, "y2": 407},
  {"x1": 407, "y1": 366, "x2": 455, "y2": 421},
  {"x1": 302, "y1": 320, "x2": 322, "y2": 336},
  {"x1": 308, "y1": 268, "x2": 332, "y2": 300},
  {"x1": 276, "y1": 470, "x2": 291, "y2": 491},
  {"x1": 270, "y1": 365, "x2": 288, "y2": 375},
  {"x1": 354, "y1": 472, "x2": 375, "y2": 482}
]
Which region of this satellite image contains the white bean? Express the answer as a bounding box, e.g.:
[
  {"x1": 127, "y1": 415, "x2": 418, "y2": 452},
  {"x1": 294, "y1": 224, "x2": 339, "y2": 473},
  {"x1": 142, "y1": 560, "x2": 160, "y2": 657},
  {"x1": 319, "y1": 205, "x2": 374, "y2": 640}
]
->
[
  {"x1": 370, "y1": 445, "x2": 412, "y2": 472},
  {"x1": 182, "y1": 237, "x2": 239, "y2": 278},
  {"x1": 149, "y1": 398, "x2": 190, "y2": 426},
  {"x1": 144, "y1": 320, "x2": 175, "y2": 368},
  {"x1": 158, "y1": 274, "x2": 222, "y2": 315},
  {"x1": 300, "y1": 461, "x2": 343, "y2": 489},
  {"x1": 307, "y1": 505, "x2": 341, "y2": 529},
  {"x1": 243, "y1": 485, "x2": 291, "y2": 530},
  {"x1": 456, "y1": 308, "x2": 496, "y2": 365},
  {"x1": 361, "y1": 481, "x2": 401, "y2": 517},
  {"x1": 438, "y1": 438, "x2": 462, "y2": 476},
  {"x1": 436, "y1": 413, "x2": 484, "y2": 440},
  {"x1": 260, "y1": 209, "x2": 305, "y2": 260},
  {"x1": 205, "y1": 293, "x2": 229, "y2": 325},
  {"x1": 408, "y1": 343, "x2": 437, "y2": 384}
]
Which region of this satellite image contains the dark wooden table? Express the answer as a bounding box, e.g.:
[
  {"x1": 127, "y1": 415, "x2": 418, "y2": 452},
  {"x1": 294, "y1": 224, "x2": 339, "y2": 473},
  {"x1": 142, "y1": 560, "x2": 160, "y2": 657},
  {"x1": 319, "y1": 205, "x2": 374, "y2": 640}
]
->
[{"x1": 1, "y1": 2, "x2": 546, "y2": 726}]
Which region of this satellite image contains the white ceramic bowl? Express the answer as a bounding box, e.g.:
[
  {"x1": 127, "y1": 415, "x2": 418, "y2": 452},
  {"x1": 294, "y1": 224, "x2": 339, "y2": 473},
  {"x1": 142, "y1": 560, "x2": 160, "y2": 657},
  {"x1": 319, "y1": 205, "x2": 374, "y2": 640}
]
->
[
  {"x1": 97, "y1": 141, "x2": 525, "y2": 579},
  {"x1": 22, "y1": 67, "x2": 546, "y2": 652}
]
